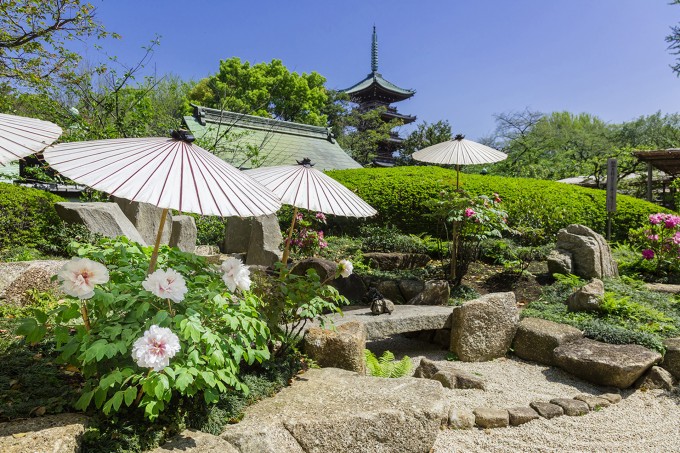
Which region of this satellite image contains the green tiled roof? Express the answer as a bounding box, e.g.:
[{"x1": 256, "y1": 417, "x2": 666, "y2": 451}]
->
[
  {"x1": 343, "y1": 72, "x2": 415, "y2": 98},
  {"x1": 183, "y1": 106, "x2": 362, "y2": 171},
  {"x1": 0, "y1": 161, "x2": 19, "y2": 180}
]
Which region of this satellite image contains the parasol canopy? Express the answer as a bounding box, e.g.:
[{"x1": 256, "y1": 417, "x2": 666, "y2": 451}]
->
[
  {"x1": 0, "y1": 113, "x2": 62, "y2": 165},
  {"x1": 43, "y1": 131, "x2": 281, "y2": 218},
  {"x1": 412, "y1": 133, "x2": 507, "y2": 166},
  {"x1": 244, "y1": 158, "x2": 377, "y2": 218}
]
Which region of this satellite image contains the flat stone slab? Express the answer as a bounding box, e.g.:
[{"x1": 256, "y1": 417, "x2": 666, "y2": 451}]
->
[
  {"x1": 221, "y1": 368, "x2": 449, "y2": 453},
  {"x1": 512, "y1": 317, "x2": 582, "y2": 366},
  {"x1": 645, "y1": 283, "x2": 680, "y2": 294},
  {"x1": 573, "y1": 394, "x2": 611, "y2": 410},
  {"x1": 0, "y1": 413, "x2": 88, "y2": 453},
  {"x1": 473, "y1": 408, "x2": 509, "y2": 429},
  {"x1": 305, "y1": 305, "x2": 452, "y2": 340},
  {"x1": 152, "y1": 429, "x2": 238, "y2": 452},
  {"x1": 550, "y1": 398, "x2": 589, "y2": 416},
  {"x1": 507, "y1": 407, "x2": 540, "y2": 426},
  {"x1": 554, "y1": 338, "x2": 662, "y2": 388},
  {"x1": 530, "y1": 401, "x2": 564, "y2": 419}
]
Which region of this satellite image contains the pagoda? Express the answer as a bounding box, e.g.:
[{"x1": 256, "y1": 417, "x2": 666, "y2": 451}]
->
[{"x1": 343, "y1": 26, "x2": 416, "y2": 166}]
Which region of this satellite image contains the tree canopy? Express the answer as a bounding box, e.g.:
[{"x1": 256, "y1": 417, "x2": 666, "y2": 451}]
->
[
  {"x1": 0, "y1": 0, "x2": 113, "y2": 88},
  {"x1": 187, "y1": 58, "x2": 329, "y2": 126}
]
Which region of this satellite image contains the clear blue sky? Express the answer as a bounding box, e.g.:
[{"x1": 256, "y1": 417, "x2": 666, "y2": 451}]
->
[{"x1": 85, "y1": 0, "x2": 680, "y2": 140}]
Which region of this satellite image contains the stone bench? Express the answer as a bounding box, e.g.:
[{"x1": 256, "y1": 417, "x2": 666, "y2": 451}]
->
[{"x1": 304, "y1": 304, "x2": 453, "y2": 340}]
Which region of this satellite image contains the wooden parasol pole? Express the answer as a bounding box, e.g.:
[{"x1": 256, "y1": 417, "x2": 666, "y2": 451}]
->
[
  {"x1": 147, "y1": 208, "x2": 169, "y2": 274},
  {"x1": 281, "y1": 207, "x2": 299, "y2": 265}
]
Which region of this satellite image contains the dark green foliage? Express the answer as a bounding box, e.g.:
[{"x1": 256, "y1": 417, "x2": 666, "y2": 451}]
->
[
  {"x1": 327, "y1": 167, "x2": 668, "y2": 243},
  {"x1": 480, "y1": 238, "x2": 553, "y2": 276},
  {"x1": 0, "y1": 183, "x2": 65, "y2": 251},
  {"x1": 359, "y1": 225, "x2": 429, "y2": 254},
  {"x1": 189, "y1": 214, "x2": 227, "y2": 247},
  {"x1": 522, "y1": 277, "x2": 680, "y2": 353}
]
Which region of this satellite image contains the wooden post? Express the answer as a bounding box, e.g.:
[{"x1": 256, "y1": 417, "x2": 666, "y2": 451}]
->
[
  {"x1": 281, "y1": 207, "x2": 298, "y2": 265},
  {"x1": 647, "y1": 163, "x2": 653, "y2": 202},
  {"x1": 147, "y1": 208, "x2": 169, "y2": 274}
]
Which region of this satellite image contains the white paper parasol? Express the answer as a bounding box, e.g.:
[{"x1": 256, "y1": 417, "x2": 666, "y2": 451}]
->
[
  {"x1": 412, "y1": 134, "x2": 507, "y2": 187},
  {"x1": 44, "y1": 131, "x2": 281, "y2": 271},
  {"x1": 0, "y1": 113, "x2": 62, "y2": 165},
  {"x1": 245, "y1": 158, "x2": 377, "y2": 263}
]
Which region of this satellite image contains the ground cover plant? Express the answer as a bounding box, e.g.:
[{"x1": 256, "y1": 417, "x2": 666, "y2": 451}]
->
[{"x1": 522, "y1": 274, "x2": 680, "y2": 353}]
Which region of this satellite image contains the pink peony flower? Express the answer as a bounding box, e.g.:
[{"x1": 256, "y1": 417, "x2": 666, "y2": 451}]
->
[
  {"x1": 647, "y1": 234, "x2": 659, "y2": 241},
  {"x1": 143, "y1": 268, "x2": 188, "y2": 303},
  {"x1": 338, "y1": 259, "x2": 353, "y2": 278},
  {"x1": 315, "y1": 212, "x2": 327, "y2": 222},
  {"x1": 673, "y1": 232, "x2": 680, "y2": 245},
  {"x1": 649, "y1": 213, "x2": 663, "y2": 225},
  {"x1": 493, "y1": 193, "x2": 501, "y2": 203},
  {"x1": 220, "y1": 257, "x2": 251, "y2": 292},
  {"x1": 464, "y1": 208, "x2": 476, "y2": 218},
  {"x1": 642, "y1": 249, "x2": 655, "y2": 260},
  {"x1": 132, "y1": 325, "x2": 180, "y2": 371},
  {"x1": 664, "y1": 215, "x2": 680, "y2": 229},
  {"x1": 296, "y1": 212, "x2": 304, "y2": 221},
  {"x1": 58, "y1": 257, "x2": 109, "y2": 299}
]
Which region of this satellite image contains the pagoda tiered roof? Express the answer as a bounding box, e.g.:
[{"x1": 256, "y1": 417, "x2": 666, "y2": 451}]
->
[{"x1": 343, "y1": 71, "x2": 415, "y2": 103}]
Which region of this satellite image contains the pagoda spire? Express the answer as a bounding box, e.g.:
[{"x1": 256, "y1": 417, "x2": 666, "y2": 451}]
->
[{"x1": 371, "y1": 26, "x2": 378, "y2": 73}]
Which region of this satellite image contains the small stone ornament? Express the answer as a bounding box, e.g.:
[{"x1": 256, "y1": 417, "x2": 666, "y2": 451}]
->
[{"x1": 367, "y1": 287, "x2": 395, "y2": 315}]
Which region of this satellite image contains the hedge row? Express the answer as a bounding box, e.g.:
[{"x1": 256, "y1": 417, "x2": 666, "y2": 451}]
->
[
  {"x1": 0, "y1": 183, "x2": 65, "y2": 250},
  {"x1": 327, "y1": 167, "x2": 671, "y2": 243}
]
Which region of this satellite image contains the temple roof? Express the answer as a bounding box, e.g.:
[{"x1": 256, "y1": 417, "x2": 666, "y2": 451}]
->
[{"x1": 183, "y1": 105, "x2": 362, "y2": 171}]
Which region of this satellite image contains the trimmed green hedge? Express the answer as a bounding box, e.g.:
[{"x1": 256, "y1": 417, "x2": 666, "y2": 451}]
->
[
  {"x1": 0, "y1": 183, "x2": 65, "y2": 250},
  {"x1": 327, "y1": 167, "x2": 671, "y2": 242}
]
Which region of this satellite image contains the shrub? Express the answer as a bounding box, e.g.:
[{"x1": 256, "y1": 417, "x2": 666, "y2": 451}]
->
[
  {"x1": 326, "y1": 167, "x2": 669, "y2": 243},
  {"x1": 364, "y1": 350, "x2": 412, "y2": 378},
  {"x1": 627, "y1": 213, "x2": 680, "y2": 281},
  {"x1": 359, "y1": 225, "x2": 429, "y2": 254},
  {"x1": 0, "y1": 183, "x2": 65, "y2": 252},
  {"x1": 18, "y1": 237, "x2": 272, "y2": 420}
]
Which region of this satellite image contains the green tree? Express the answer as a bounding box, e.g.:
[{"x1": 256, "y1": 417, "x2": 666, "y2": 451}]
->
[
  {"x1": 667, "y1": 0, "x2": 680, "y2": 76},
  {"x1": 187, "y1": 58, "x2": 329, "y2": 126},
  {"x1": 401, "y1": 120, "x2": 452, "y2": 157},
  {"x1": 0, "y1": 0, "x2": 114, "y2": 88},
  {"x1": 336, "y1": 107, "x2": 401, "y2": 165}
]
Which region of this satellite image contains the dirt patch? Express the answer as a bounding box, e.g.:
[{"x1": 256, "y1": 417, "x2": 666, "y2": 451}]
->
[{"x1": 461, "y1": 261, "x2": 553, "y2": 306}]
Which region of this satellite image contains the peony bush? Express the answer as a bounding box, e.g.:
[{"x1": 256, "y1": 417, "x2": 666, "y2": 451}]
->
[
  {"x1": 18, "y1": 237, "x2": 271, "y2": 420},
  {"x1": 629, "y1": 212, "x2": 680, "y2": 280}
]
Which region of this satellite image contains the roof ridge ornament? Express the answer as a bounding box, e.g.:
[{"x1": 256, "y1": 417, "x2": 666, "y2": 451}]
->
[
  {"x1": 371, "y1": 25, "x2": 379, "y2": 73},
  {"x1": 454, "y1": 134, "x2": 465, "y2": 141},
  {"x1": 296, "y1": 157, "x2": 314, "y2": 167},
  {"x1": 171, "y1": 129, "x2": 196, "y2": 143}
]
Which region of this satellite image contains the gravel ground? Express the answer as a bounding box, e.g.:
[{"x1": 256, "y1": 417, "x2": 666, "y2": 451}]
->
[{"x1": 368, "y1": 335, "x2": 680, "y2": 453}]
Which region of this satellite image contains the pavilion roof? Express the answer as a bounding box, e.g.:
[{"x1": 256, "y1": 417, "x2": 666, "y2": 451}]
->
[
  {"x1": 343, "y1": 72, "x2": 415, "y2": 101},
  {"x1": 183, "y1": 105, "x2": 362, "y2": 171},
  {"x1": 633, "y1": 149, "x2": 680, "y2": 176}
]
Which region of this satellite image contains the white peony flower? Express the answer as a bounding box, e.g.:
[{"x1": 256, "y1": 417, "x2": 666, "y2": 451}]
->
[
  {"x1": 142, "y1": 268, "x2": 188, "y2": 303},
  {"x1": 131, "y1": 325, "x2": 180, "y2": 371},
  {"x1": 58, "y1": 257, "x2": 109, "y2": 299},
  {"x1": 220, "y1": 257, "x2": 251, "y2": 292},
  {"x1": 338, "y1": 259, "x2": 353, "y2": 278}
]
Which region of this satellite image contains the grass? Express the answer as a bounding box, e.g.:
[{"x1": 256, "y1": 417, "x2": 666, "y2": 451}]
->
[{"x1": 522, "y1": 276, "x2": 680, "y2": 353}]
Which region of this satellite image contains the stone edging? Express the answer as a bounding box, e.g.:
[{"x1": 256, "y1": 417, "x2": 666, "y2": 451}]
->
[{"x1": 450, "y1": 392, "x2": 622, "y2": 430}]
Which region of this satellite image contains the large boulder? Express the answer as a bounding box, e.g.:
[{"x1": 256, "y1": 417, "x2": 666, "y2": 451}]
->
[
  {"x1": 245, "y1": 215, "x2": 283, "y2": 267},
  {"x1": 363, "y1": 252, "x2": 431, "y2": 270},
  {"x1": 376, "y1": 280, "x2": 405, "y2": 304},
  {"x1": 292, "y1": 258, "x2": 337, "y2": 282},
  {"x1": 332, "y1": 273, "x2": 367, "y2": 302},
  {"x1": 0, "y1": 413, "x2": 88, "y2": 453},
  {"x1": 55, "y1": 202, "x2": 147, "y2": 245},
  {"x1": 399, "y1": 279, "x2": 425, "y2": 301},
  {"x1": 450, "y1": 292, "x2": 519, "y2": 362},
  {"x1": 567, "y1": 278, "x2": 605, "y2": 313},
  {"x1": 221, "y1": 368, "x2": 449, "y2": 453},
  {"x1": 512, "y1": 317, "x2": 583, "y2": 366},
  {"x1": 0, "y1": 260, "x2": 65, "y2": 306},
  {"x1": 548, "y1": 224, "x2": 618, "y2": 279},
  {"x1": 304, "y1": 321, "x2": 367, "y2": 374},
  {"x1": 168, "y1": 215, "x2": 197, "y2": 252},
  {"x1": 553, "y1": 338, "x2": 662, "y2": 388},
  {"x1": 661, "y1": 338, "x2": 680, "y2": 380},
  {"x1": 112, "y1": 196, "x2": 172, "y2": 245},
  {"x1": 408, "y1": 280, "x2": 450, "y2": 305},
  {"x1": 223, "y1": 216, "x2": 253, "y2": 254}
]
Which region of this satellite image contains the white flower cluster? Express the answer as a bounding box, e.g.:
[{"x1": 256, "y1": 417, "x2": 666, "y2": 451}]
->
[
  {"x1": 132, "y1": 325, "x2": 180, "y2": 371},
  {"x1": 220, "y1": 257, "x2": 251, "y2": 293},
  {"x1": 58, "y1": 257, "x2": 110, "y2": 299},
  {"x1": 142, "y1": 268, "x2": 188, "y2": 302}
]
